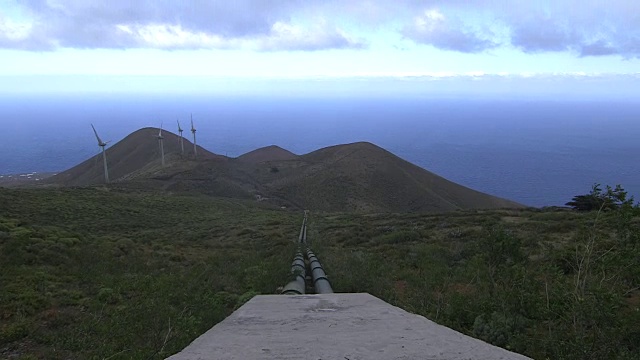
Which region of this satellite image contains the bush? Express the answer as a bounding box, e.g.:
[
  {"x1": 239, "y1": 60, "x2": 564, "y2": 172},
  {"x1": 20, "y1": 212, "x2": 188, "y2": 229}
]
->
[
  {"x1": 473, "y1": 312, "x2": 527, "y2": 348},
  {"x1": 376, "y1": 230, "x2": 421, "y2": 244},
  {"x1": 566, "y1": 184, "x2": 634, "y2": 211},
  {"x1": 235, "y1": 291, "x2": 259, "y2": 309},
  {"x1": 97, "y1": 288, "x2": 121, "y2": 304}
]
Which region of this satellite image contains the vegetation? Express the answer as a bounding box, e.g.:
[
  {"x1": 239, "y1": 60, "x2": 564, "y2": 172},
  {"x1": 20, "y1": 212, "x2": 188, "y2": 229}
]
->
[
  {"x1": 566, "y1": 183, "x2": 634, "y2": 211},
  {"x1": 48, "y1": 137, "x2": 521, "y2": 213},
  {"x1": 0, "y1": 187, "x2": 297, "y2": 359},
  {"x1": 311, "y1": 203, "x2": 640, "y2": 359},
  {"x1": 1, "y1": 185, "x2": 639, "y2": 359}
]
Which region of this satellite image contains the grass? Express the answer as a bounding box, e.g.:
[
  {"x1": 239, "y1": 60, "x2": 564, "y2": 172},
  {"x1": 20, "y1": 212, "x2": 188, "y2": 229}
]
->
[
  {"x1": 1, "y1": 187, "x2": 639, "y2": 359},
  {"x1": 0, "y1": 187, "x2": 297, "y2": 359},
  {"x1": 309, "y1": 207, "x2": 640, "y2": 360}
]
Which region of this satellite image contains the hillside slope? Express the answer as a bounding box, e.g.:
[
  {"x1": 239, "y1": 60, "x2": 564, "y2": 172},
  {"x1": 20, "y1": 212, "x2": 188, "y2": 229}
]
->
[
  {"x1": 253, "y1": 142, "x2": 521, "y2": 212},
  {"x1": 47, "y1": 128, "x2": 217, "y2": 186},
  {"x1": 46, "y1": 130, "x2": 521, "y2": 211},
  {"x1": 2, "y1": 188, "x2": 635, "y2": 359}
]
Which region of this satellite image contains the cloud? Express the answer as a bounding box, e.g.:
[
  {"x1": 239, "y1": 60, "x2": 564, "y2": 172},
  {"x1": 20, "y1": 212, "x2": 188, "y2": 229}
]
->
[
  {"x1": 402, "y1": 9, "x2": 497, "y2": 53},
  {"x1": 579, "y1": 40, "x2": 618, "y2": 57},
  {"x1": 0, "y1": 16, "x2": 27, "y2": 44},
  {"x1": 0, "y1": 0, "x2": 639, "y2": 58},
  {"x1": 510, "y1": 18, "x2": 578, "y2": 53},
  {"x1": 499, "y1": 1, "x2": 640, "y2": 58},
  {"x1": 258, "y1": 21, "x2": 366, "y2": 51},
  {"x1": 107, "y1": 20, "x2": 366, "y2": 51},
  {"x1": 115, "y1": 24, "x2": 236, "y2": 49},
  {"x1": 397, "y1": 0, "x2": 640, "y2": 58},
  {"x1": 0, "y1": 0, "x2": 364, "y2": 51}
]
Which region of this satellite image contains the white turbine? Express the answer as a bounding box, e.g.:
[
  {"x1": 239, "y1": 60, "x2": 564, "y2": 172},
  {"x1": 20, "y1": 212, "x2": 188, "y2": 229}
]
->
[
  {"x1": 190, "y1": 114, "x2": 197, "y2": 158},
  {"x1": 177, "y1": 119, "x2": 184, "y2": 155},
  {"x1": 157, "y1": 123, "x2": 165, "y2": 167},
  {"x1": 91, "y1": 124, "x2": 110, "y2": 183}
]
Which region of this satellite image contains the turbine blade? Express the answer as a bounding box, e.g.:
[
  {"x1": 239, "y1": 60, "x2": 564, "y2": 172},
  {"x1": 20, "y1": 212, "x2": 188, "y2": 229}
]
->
[
  {"x1": 191, "y1": 114, "x2": 194, "y2": 130},
  {"x1": 91, "y1": 124, "x2": 103, "y2": 144}
]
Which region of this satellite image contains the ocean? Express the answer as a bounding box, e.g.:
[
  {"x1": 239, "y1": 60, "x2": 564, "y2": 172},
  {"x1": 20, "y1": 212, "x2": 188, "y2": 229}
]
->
[{"x1": 1, "y1": 93, "x2": 639, "y2": 208}]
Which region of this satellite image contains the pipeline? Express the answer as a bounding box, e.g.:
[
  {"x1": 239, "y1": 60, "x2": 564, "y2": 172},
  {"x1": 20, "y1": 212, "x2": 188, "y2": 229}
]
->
[
  {"x1": 303, "y1": 225, "x2": 307, "y2": 245},
  {"x1": 282, "y1": 251, "x2": 306, "y2": 294},
  {"x1": 282, "y1": 212, "x2": 333, "y2": 295},
  {"x1": 282, "y1": 215, "x2": 309, "y2": 294},
  {"x1": 298, "y1": 214, "x2": 306, "y2": 244},
  {"x1": 306, "y1": 248, "x2": 333, "y2": 294}
]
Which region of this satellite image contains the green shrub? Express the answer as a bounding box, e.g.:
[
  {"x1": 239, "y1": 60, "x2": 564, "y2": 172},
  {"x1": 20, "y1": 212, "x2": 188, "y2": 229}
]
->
[
  {"x1": 0, "y1": 318, "x2": 34, "y2": 344},
  {"x1": 376, "y1": 230, "x2": 421, "y2": 244},
  {"x1": 473, "y1": 312, "x2": 528, "y2": 348},
  {"x1": 97, "y1": 288, "x2": 121, "y2": 304},
  {"x1": 236, "y1": 291, "x2": 260, "y2": 309}
]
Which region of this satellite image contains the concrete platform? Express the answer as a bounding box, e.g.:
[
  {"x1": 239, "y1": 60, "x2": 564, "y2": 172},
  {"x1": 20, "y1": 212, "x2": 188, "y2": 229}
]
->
[{"x1": 167, "y1": 293, "x2": 530, "y2": 360}]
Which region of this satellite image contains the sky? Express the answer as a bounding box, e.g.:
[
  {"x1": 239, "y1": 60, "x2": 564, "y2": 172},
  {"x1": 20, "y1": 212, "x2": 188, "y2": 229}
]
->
[{"x1": 1, "y1": 0, "x2": 639, "y2": 97}]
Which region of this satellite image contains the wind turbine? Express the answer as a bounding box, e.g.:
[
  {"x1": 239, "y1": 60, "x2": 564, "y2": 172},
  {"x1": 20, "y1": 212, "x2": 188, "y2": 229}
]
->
[
  {"x1": 91, "y1": 124, "x2": 110, "y2": 183},
  {"x1": 157, "y1": 123, "x2": 165, "y2": 167},
  {"x1": 190, "y1": 114, "x2": 197, "y2": 158},
  {"x1": 177, "y1": 119, "x2": 184, "y2": 155}
]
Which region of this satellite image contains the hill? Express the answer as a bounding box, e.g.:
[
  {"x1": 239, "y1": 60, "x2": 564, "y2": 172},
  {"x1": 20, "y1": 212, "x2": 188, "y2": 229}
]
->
[
  {"x1": 45, "y1": 129, "x2": 522, "y2": 212},
  {"x1": 253, "y1": 142, "x2": 521, "y2": 212},
  {"x1": 46, "y1": 127, "x2": 218, "y2": 186},
  {"x1": 236, "y1": 145, "x2": 298, "y2": 163}
]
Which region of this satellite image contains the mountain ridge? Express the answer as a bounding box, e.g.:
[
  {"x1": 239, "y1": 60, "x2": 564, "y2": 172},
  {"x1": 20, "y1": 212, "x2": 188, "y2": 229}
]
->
[{"x1": 45, "y1": 128, "x2": 523, "y2": 212}]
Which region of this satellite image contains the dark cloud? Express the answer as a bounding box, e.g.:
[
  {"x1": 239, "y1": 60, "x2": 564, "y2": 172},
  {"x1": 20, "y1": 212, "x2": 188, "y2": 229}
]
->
[
  {"x1": 398, "y1": 0, "x2": 640, "y2": 58},
  {"x1": 510, "y1": 19, "x2": 577, "y2": 53},
  {"x1": 502, "y1": 1, "x2": 640, "y2": 58},
  {"x1": 509, "y1": 20, "x2": 640, "y2": 58},
  {"x1": 579, "y1": 40, "x2": 618, "y2": 57}
]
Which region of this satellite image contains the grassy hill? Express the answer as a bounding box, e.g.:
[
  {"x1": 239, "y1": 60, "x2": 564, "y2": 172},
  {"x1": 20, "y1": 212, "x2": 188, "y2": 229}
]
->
[
  {"x1": 257, "y1": 142, "x2": 521, "y2": 212},
  {"x1": 46, "y1": 128, "x2": 219, "y2": 186},
  {"x1": 1, "y1": 187, "x2": 638, "y2": 359},
  {"x1": 46, "y1": 131, "x2": 523, "y2": 212}
]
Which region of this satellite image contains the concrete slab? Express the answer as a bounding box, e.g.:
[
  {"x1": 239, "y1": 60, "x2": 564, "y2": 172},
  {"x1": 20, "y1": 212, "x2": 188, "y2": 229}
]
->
[{"x1": 167, "y1": 293, "x2": 530, "y2": 360}]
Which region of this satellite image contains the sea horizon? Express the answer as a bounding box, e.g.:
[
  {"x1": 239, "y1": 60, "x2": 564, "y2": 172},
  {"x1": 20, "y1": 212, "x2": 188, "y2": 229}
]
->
[{"x1": 2, "y1": 93, "x2": 639, "y2": 208}]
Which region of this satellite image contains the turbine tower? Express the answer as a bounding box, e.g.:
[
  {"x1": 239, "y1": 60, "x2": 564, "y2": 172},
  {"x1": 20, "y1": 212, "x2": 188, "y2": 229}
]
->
[
  {"x1": 157, "y1": 123, "x2": 165, "y2": 167},
  {"x1": 91, "y1": 124, "x2": 110, "y2": 183},
  {"x1": 177, "y1": 119, "x2": 184, "y2": 155},
  {"x1": 190, "y1": 114, "x2": 197, "y2": 158}
]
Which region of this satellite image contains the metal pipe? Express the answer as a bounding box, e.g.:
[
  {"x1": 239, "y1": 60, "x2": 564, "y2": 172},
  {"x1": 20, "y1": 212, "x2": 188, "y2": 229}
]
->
[
  {"x1": 306, "y1": 249, "x2": 333, "y2": 294},
  {"x1": 283, "y1": 214, "x2": 334, "y2": 295},
  {"x1": 303, "y1": 224, "x2": 307, "y2": 245},
  {"x1": 298, "y1": 217, "x2": 306, "y2": 244},
  {"x1": 282, "y1": 251, "x2": 306, "y2": 295},
  {"x1": 283, "y1": 214, "x2": 309, "y2": 294}
]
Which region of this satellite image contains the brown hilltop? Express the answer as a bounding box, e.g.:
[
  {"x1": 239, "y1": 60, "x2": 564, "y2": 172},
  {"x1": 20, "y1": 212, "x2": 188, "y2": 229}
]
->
[
  {"x1": 47, "y1": 127, "x2": 218, "y2": 186},
  {"x1": 250, "y1": 142, "x2": 521, "y2": 212},
  {"x1": 237, "y1": 145, "x2": 298, "y2": 163},
  {"x1": 47, "y1": 130, "x2": 522, "y2": 212}
]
